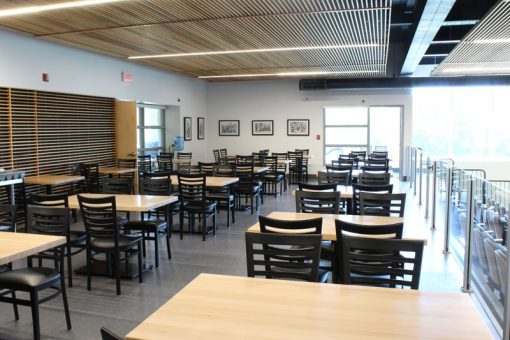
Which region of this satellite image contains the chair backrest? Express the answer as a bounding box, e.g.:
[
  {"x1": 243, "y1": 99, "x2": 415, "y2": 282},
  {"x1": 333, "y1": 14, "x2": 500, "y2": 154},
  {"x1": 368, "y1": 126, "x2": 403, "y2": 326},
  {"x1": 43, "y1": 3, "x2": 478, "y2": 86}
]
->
[
  {"x1": 213, "y1": 164, "x2": 235, "y2": 177},
  {"x1": 177, "y1": 173, "x2": 207, "y2": 203},
  {"x1": 362, "y1": 166, "x2": 389, "y2": 174},
  {"x1": 259, "y1": 215, "x2": 322, "y2": 234},
  {"x1": 177, "y1": 152, "x2": 192, "y2": 160},
  {"x1": 245, "y1": 232, "x2": 322, "y2": 282},
  {"x1": 137, "y1": 155, "x2": 152, "y2": 175},
  {"x1": 323, "y1": 165, "x2": 352, "y2": 185},
  {"x1": 352, "y1": 183, "x2": 393, "y2": 215},
  {"x1": 28, "y1": 192, "x2": 69, "y2": 208},
  {"x1": 359, "y1": 192, "x2": 406, "y2": 217},
  {"x1": 339, "y1": 236, "x2": 424, "y2": 289},
  {"x1": 235, "y1": 164, "x2": 255, "y2": 184},
  {"x1": 157, "y1": 154, "x2": 173, "y2": 172},
  {"x1": 219, "y1": 148, "x2": 228, "y2": 159},
  {"x1": 198, "y1": 162, "x2": 216, "y2": 176},
  {"x1": 0, "y1": 204, "x2": 16, "y2": 232},
  {"x1": 295, "y1": 148, "x2": 309, "y2": 156},
  {"x1": 298, "y1": 182, "x2": 338, "y2": 191},
  {"x1": 102, "y1": 177, "x2": 133, "y2": 195},
  {"x1": 295, "y1": 190, "x2": 341, "y2": 214},
  {"x1": 358, "y1": 172, "x2": 391, "y2": 185},
  {"x1": 118, "y1": 158, "x2": 136, "y2": 169},
  {"x1": 213, "y1": 149, "x2": 221, "y2": 163},
  {"x1": 80, "y1": 163, "x2": 101, "y2": 193},
  {"x1": 100, "y1": 327, "x2": 123, "y2": 340},
  {"x1": 366, "y1": 159, "x2": 390, "y2": 167},
  {"x1": 26, "y1": 205, "x2": 70, "y2": 239},
  {"x1": 272, "y1": 152, "x2": 288, "y2": 161},
  {"x1": 263, "y1": 156, "x2": 278, "y2": 173},
  {"x1": 288, "y1": 151, "x2": 303, "y2": 168},
  {"x1": 139, "y1": 177, "x2": 171, "y2": 196},
  {"x1": 78, "y1": 195, "x2": 119, "y2": 240},
  {"x1": 236, "y1": 155, "x2": 255, "y2": 165}
]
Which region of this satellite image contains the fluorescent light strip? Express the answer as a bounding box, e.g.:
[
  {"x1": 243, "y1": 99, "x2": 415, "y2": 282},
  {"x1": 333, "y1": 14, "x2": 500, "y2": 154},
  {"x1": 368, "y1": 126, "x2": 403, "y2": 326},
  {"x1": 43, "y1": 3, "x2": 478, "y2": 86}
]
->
[
  {"x1": 129, "y1": 44, "x2": 379, "y2": 60},
  {"x1": 198, "y1": 70, "x2": 377, "y2": 79},
  {"x1": 441, "y1": 66, "x2": 510, "y2": 74},
  {"x1": 471, "y1": 38, "x2": 510, "y2": 44},
  {"x1": 0, "y1": 0, "x2": 125, "y2": 17}
]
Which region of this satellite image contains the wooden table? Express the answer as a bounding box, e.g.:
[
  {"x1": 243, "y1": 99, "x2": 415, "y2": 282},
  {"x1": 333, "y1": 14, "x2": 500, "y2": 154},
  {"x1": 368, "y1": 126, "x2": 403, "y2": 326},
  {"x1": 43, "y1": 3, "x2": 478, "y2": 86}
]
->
[
  {"x1": 254, "y1": 166, "x2": 269, "y2": 173},
  {"x1": 292, "y1": 185, "x2": 353, "y2": 199},
  {"x1": 126, "y1": 273, "x2": 489, "y2": 340},
  {"x1": 0, "y1": 232, "x2": 65, "y2": 266},
  {"x1": 319, "y1": 169, "x2": 393, "y2": 178},
  {"x1": 24, "y1": 175, "x2": 84, "y2": 193},
  {"x1": 99, "y1": 167, "x2": 136, "y2": 176},
  {"x1": 246, "y1": 211, "x2": 421, "y2": 242},
  {"x1": 68, "y1": 193, "x2": 178, "y2": 212},
  {"x1": 170, "y1": 175, "x2": 238, "y2": 188}
]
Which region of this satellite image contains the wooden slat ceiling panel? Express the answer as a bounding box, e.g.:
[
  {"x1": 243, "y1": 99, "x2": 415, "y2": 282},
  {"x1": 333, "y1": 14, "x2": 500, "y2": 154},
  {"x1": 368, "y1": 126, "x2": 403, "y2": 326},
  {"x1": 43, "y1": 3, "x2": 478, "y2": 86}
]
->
[
  {"x1": 0, "y1": 0, "x2": 391, "y2": 81},
  {"x1": 432, "y1": 0, "x2": 510, "y2": 76}
]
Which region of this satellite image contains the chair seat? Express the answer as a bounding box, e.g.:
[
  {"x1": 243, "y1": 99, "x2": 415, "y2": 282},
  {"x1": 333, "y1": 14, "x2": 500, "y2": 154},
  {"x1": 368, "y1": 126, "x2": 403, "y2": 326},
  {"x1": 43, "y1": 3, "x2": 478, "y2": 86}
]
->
[
  {"x1": 264, "y1": 174, "x2": 284, "y2": 181},
  {"x1": 207, "y1": 193, "x2": 234, "y2": 201},
  {"x1": 124, "y1": 219, "x2": 167, "y2": 232},
  {"x1": 235, "y1": 185, "x2": 259, "y2": 194},
  {"x1": 182, "y1": 201, "x2": 216, "y2": 213},
  {"x1": 90, "y1": 234, "x2": 141, "y2": 251},
  {"x1": 70, "y1": 230, "x2": 86, "y2": 244},
  {"x1": 117, "y1": 216, "x2": 129, "y2": 226},
  {"x1": 0, "y1": 268, "x2": 60, "y2": 289}
]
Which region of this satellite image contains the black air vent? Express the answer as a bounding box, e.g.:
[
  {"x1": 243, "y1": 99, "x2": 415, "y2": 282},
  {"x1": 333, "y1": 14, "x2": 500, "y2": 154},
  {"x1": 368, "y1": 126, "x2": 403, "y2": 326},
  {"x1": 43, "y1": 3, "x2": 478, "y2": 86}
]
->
[{"x1": 299, "y1": 79, "x2": 327, "y2": 90}]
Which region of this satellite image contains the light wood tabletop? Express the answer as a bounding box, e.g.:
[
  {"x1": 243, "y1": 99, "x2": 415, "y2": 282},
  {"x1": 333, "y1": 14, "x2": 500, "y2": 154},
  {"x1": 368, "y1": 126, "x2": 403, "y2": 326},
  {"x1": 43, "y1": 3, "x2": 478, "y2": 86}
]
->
[
  {"x1": 126, "y1": 273, "x2": 489, "y2": 340},
  {"x1": 170, "y1": 175, "x2": 238, "y2": 188},
  {"x1": 0, "y1": 232, "x2": 65, "y2": 266},
  {"x1": 68, "y1": 193, "x2": 178, "y2": 212},
  {"x1": 99, "y1": 167, "x2": 136, "y2": 175},
  {"x1": 173, "y1": 159, "x2": 193, "y2": 164},
  {"x1": 24, "y1": 175, "x2": 84, "y2": 186},
  {"x1": 246, "y1": 211, "x2": 415, "y2": 242},
  {"x1": 254, "y1": 166, "x2": 269, "y2": 173}
]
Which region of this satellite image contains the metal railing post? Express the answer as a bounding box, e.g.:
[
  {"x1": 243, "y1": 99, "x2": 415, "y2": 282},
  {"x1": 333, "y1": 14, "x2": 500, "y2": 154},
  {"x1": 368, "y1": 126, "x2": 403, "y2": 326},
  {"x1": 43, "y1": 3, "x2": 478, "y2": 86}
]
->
[
  {"x1": 413, "y1": 149, "x2": 418, "y2": 195},
  {"x1": 443, "y1": 167, "x2": 453, "y2": 254},
  {"x1": 432, "y1": 161, "x2": 437, "y2": 230},
  {"x1": 409, "y1": 147, "x2": 414, "y2": 188},
  {"x1": 425, "y1": 157, "x2": 430, "y2": 218},
  {"x1": 503, "y1": 224, "x2": 510, "y2": 340},
  {"x1": 418, "y1": 152, "x2": 423, "y2": 205},
  {"x1": 461, "y1": 178, "x2": 474, "y2": 293}
]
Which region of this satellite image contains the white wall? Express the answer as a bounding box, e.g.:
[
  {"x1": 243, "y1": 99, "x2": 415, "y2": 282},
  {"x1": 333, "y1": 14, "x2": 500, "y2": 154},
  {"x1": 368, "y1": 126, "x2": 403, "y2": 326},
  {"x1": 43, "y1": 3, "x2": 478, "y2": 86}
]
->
[
  {"x1": 206, "y1": 80, "x2": 413, "y2": 175},
  {"x1": 0, "y1": 28, "x2": 208, "y2": 161}
]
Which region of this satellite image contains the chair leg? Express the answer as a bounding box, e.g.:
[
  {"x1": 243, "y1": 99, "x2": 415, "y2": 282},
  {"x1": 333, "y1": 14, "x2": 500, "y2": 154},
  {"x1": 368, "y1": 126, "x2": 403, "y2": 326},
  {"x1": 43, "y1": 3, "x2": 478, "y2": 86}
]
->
[
  {"x1": 165, "y1": 226, "x2": 172, "y2": 259},
  {"x1": 115, "y1": 251, "x2": 121, "y2": 296},
  {"x1": 226, "y1": 201, "x2": 230, "y2": 228},
  {"x1": 60, "y1": 276, "x2": 72, "y2": 330},
  {"x1": 231, "y1": 200, "x2": 236, "y2": 224},
  {"x1": 30, "y1": 291, "x2": 40, "y2": 340},
  {"x1": 67, "y1": 246, "x2": 73, "y2": 288},
  {"x1": 154, "y1": 230, "x2": 159, "y2": 268},
  {"x1": 86, "y1": 248, "x2": 92, "y2": 291},
  {"x1": 142, "y1": 231, "x2": 147, "y2": 257},
  {"x1": 138, "y1": 241, "x2": 143, "y2": 283},
  {"x1": 250, "y1": 194, "x2": 254, "y2": 215},
  {"x1": 11, "y1": 291, "x2": 19, "y2": 320},
  {"x1": 179, "y1": 210, "x2": 184, "y2": 240},
  {"x1": 202, "y1": 212, "x2": 207, "y2": 241}
]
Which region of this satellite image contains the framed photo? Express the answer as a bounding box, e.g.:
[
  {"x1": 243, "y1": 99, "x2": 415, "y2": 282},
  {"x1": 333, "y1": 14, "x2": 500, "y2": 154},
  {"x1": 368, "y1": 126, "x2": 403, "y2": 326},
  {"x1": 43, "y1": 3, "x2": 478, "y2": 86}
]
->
[
  {"x1": 287, "y1": 119, "x2": 310, "y2": 136},
  {"x1": 197, "y1": 117, "x2": 205, "y2": 140},
  {"x1": 218, "y1": 120, "x2": 240, "y2": 136},
  {"x1": 252, "y1": 120, "x2": 274, "y2": 136},
  {"x1": 184, "y1": 117, "x2": 192, "y2": 141}
]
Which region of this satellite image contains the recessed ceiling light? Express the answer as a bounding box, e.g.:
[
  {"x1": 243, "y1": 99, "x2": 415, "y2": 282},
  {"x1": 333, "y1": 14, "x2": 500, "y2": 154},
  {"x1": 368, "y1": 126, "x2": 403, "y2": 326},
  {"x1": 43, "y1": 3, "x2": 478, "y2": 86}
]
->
[
  {"x1": 198, "y1": 70, "x2": 378, "y2": 79},
  {"x1": 129, "y1": 44, "x2": 380, "y2": 60},
  {"x1": 0, "y1": 0, "x2": 125, "y2": 17}
]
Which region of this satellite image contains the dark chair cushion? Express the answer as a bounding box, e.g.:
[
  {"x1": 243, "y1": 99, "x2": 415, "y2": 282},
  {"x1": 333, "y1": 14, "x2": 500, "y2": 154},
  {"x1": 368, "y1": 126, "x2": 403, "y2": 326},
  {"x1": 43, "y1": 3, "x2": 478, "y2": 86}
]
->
[
  {"x1": 90, "y1": 234, "x2": 141, "y2": 251},
  {"x1": 124, "y1": 219, "x2": 167, "y2": 232},
  {"x1": 0, "y1": 268, "x2": 60, "y2": 289},
  {"x1": 182, "y1": 201, "x2": 216, "y2": 213},
  {"x1": 207, "y1": 193, "x2": 234, "y2": 201},
  {"x1": 235, "y1": 185, "x2": 259, "y2": 194}
]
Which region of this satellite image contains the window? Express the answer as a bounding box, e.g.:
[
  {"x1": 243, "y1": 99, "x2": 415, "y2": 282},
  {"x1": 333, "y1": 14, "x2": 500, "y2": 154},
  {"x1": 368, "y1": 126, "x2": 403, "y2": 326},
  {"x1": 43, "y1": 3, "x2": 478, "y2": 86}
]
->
[
  {"x1": 137, "y1": 105, "x2": 166, "y2": 156},
  {"x1": 323, "y1": 107, "x2": 368, "y2": 164},
  {"x1": 412, "y1": 86, "x2": 510, "y2": 160}
]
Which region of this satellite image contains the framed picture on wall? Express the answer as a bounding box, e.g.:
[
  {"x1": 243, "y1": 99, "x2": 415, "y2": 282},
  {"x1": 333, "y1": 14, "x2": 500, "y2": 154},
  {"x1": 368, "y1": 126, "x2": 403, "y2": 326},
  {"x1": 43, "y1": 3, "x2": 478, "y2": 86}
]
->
[
  {"x1": 197, "y1": 117, "x2": 205, "y2": 140},
  {"x1": 287, "y1": 119, "x2": 310, "y2": 136},
  {"x1": 184, "y1": 116, "x2": 192, "y2": 141},
  {"x1": 218, "y1": 120, "x2": 240, "y2": 136},
  {"x1": 252, "y1": 120, "x2": 274, "y2": 136}
]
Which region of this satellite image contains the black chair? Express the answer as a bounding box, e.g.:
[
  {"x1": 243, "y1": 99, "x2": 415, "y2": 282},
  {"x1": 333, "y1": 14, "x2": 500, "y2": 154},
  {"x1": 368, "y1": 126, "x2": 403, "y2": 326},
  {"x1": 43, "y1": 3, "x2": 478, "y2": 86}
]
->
[
  {"x1": 124, "y1": 177, "x2": 175, "y2": 268},
  {"x1": 198, "y1": 162, "x2": 216, "y2": 176},
  {"x1": 28, "y1": 193, "x2": 87, "y2": 287},
  {"x1": 219, "y1": 148, "x2": 228, "y2": 163},
  {"x1": 245, "y1": 232, "x2": 324, "y2": 282},
  {"x1": 176, "y1": 152, "x2": 192, "y2": 172},
  {"x1": 295, "y1": 149, "x2": 309, "y2": 181},
  {"x1": 236, "y1": 155, "x2": 255, "y2": 165},
  {"x1": 339, "y1": 237, "x2": 425, "y2": 289},
  {"x1": 322, "y1": 165, "x2": 352, "y2": 186},
  {"x1": 272, "y1": 153, "x2": 288, "y2": 192},
  {"x1": 288, "y1": 151, "x2": 304, "y2": 185},
  {"x1": 100, "y1": 327, "x2": 123, "y2": 340},
  {"x1": 359, "y1": 192, "x2": 406, "y2": 217},
  {"x1": 137, "y1": 155, "x2": 152, "y2": 177},
  {"x1": 0, "y1": 206, "x2": 72, "y2": 340},
  {"x1": 234, "y1": 164, "x2": 260, "y2": 215},
  {"x1": 117, "y1": 158, "x2": 136, "y2": 181},
  {"x1": 352, "y1": 184, "x2": 393, "y2": 215},
  {"x1": 156, "y1": 153, "x2": 173, "y2": 173},
  {"x1": 102, "y1": 177, "x2": 133, "y2": 195},
  {"x1": 82, "y1": 163, "x2": 101, "y2": 193},
  {"x1": 213, "y1": 149, "x2": 221, "y2": 163},
  {"x1": 258, "y1": 216, "x2": 329, "y2": 283},
  {"x1": 358, "y1": 172, "x2": 391, "y2": 185},
  {"x1": 177, "y1": 173, "x2": 217, "y2": 241},
  {"x1": 0, "y1": 204, "x2": 16, "y2": 232},
  {"x1": 295, "y1": 190, "x2": 341, "y2": 214},
  {"x1": 207, "y1": 165, "x2": 235, "y2": 228},
  {"x1": 298, "y1": 182, "x2": 338, "y2": 192},
  {"x1": 362, "y1": 166, "x2": 389, "y2": 174},
  {"x1": 78, "y1": 195, "x2": 143, "y2": 295},
  {"x1": 366, "y1": 158, "x2": 390, "y2": 168},
  {"x1": 263, "y1": 156, "x2": 284, "y2": 197},
  {"x1": 335, "y1": 219, "x2": 404, "y2": 284}
]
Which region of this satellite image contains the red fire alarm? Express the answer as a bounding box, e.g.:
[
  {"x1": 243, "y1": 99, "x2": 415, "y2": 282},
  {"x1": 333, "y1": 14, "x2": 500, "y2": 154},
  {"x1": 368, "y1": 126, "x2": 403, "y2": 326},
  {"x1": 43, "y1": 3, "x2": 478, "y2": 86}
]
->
[
  {"x1": 42, "y1": 73, "x2": 49, "y2": 82},
  {"x1": 316, "y1": 134, "x2": 320, "y2": 140},
  {"x1": 122, "y1": 72, "x2": 133, "y2": 82}
]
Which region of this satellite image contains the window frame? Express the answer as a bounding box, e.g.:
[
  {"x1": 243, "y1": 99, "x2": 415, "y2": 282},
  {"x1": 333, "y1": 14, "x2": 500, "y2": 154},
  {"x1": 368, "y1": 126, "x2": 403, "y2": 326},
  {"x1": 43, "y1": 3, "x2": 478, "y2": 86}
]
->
[{"x1": 137, "y1": 104, "x2": 166, "y2": 155}]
